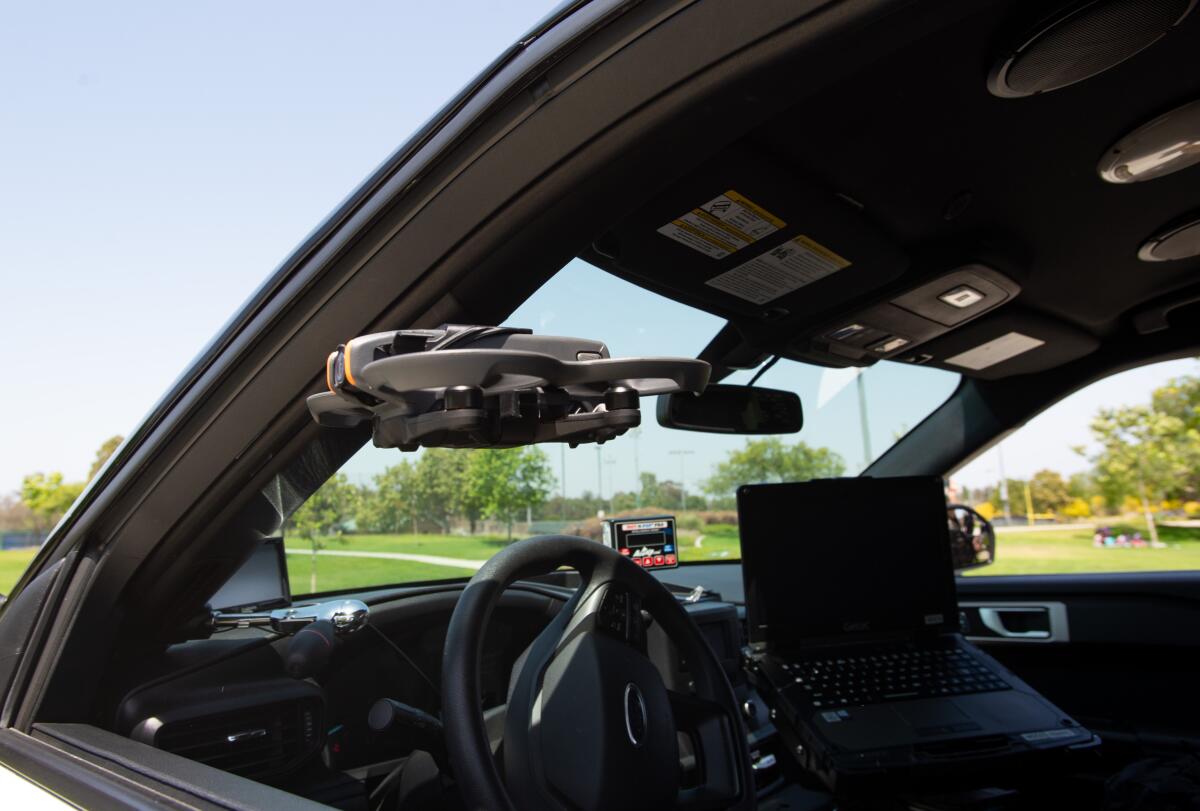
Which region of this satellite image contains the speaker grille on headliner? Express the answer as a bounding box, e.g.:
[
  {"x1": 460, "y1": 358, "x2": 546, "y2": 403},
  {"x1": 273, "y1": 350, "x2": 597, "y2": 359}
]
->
[{"x1": 991, "y1": 0, "x2": 1194, "y2": 97}]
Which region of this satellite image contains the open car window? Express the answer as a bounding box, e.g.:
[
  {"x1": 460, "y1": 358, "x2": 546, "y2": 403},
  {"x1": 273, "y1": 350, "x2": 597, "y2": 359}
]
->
[
  {"x1": 284, "y1": 260, "x2": 959, "y2": 595},
  {"x1": 954, "y1": 357, "x2": 1200, "y2": 577}
]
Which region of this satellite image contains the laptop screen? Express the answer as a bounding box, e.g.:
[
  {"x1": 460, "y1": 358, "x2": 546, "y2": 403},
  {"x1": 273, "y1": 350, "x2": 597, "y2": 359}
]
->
[{"x1": 738, "y1": 476, "x2": 958, "y2": 647}]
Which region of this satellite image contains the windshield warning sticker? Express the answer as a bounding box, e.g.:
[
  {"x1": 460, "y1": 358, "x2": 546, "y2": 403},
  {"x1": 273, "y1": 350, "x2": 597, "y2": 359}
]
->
[
  {"x1": 657, "y1": 190, "x2": 785, "y2": 259},
  {"x1": 705, "y1": 235, "x2": 852, "y2": 304}
]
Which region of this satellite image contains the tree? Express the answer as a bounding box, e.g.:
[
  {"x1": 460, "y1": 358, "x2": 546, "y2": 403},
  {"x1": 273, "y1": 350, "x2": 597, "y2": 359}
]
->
[
  {"x1": 1067, "y1": 471, "x2": 1096, "y2": 501},
  {"x1": 1028, "y1": 469, "x2": 1070, "y2": 514},
  {"x1": 359, "y1": 461, "x2": 419, "y2": 533},
  {"x1": 1061, "y1": 498, "x2": 1091, "y2": 519},
  {"x1": 88, "y1": 435, "x2": 124, "y2": 480},
  {"x1": 20, "y1": 472, "x2": 84, "y2": 533},
  {"x1": 980, "y1": 478, "x2": 1033, "y2": 519},
  {"x1": 1088, "y1": 405, "x2": 1196, "y2": 545},
  {"x1": 289, "y1": 473, "x2": 357, "y2": 593},
  {"x1": 1150, "y1": 373, "x2": 1200, "y2": 499},
  {"x1": 412, "y1": 449, "x2": 469, "y2": 532},
  {"x1": 464, "y1": 447, "x2": 554, "y2": 539},
  {"x1": 703, "y1": 438, "x2": 845, "y2": 497},
  {"x1": 1151, "y1": 373, "x2": 1200, "y2": 432},
  {"x1": 0, "y1": 493, "x2": 35, "y2": 532}
]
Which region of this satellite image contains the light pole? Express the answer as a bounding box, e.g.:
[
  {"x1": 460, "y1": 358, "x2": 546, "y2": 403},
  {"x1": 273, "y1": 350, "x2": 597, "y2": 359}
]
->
[
  {"x1": 596, "y1": 444, "x2": 604, "y2": 508},
  {"x1": 856, "y1": 371, "x2": 872, "y2": 470},
  {"x1": 559, "y1": 444, "x2": 567, "y2": 520},
  {"x1": 997, "y1": 444, "x2": 1011, "y2": 525},
  {"x1": 605, "y1": 456, "x2": 617, "y2": 513},
  {"x1": 669, "y1": 450, "x2": 695, "y2": 512},
  {"x1": 631, "y1": 427, "x2": 642, "y2": 508}
]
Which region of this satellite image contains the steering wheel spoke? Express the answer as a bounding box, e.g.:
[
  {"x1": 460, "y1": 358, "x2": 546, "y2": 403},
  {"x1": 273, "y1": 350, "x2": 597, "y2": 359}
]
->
[{"x1": 668, "y1": 689, "x2": 745, "y2": 810}]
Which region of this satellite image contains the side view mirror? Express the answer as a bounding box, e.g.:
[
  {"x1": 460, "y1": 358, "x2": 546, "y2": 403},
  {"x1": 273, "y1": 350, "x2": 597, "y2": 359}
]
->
[
  {"x1": 656, "y1": 384, "x2": 803, "y2": 434},
  {"x1": 948, "y1": 504, "x2": 995, "y2": 571}
]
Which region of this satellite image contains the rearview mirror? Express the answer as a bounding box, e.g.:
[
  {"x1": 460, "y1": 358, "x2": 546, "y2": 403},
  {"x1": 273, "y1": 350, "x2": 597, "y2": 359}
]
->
[{"x1": 656, "y1": 384, "x2": 803, "y2": 434}]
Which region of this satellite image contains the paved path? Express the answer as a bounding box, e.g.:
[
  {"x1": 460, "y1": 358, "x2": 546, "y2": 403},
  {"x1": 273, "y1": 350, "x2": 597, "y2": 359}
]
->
[
  {"x1": 994, "y1": 522, "x2": 1092, "y2": 534},
  {"x1": 284, "y1": 548, "x2": 486, "y2": 571}
]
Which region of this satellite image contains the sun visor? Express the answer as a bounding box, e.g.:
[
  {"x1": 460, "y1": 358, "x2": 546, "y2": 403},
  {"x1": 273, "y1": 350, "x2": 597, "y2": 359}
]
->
[
  {"x1": 902, "y1": 309, "x2": 1099, "y2": 379},
  {"x1": 584, "y1": 146, "x2": 909, "y2": 326}
]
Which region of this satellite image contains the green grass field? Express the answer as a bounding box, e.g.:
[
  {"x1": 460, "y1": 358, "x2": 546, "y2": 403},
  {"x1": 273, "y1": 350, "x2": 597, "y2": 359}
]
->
[
  {"x1": 964, "y1": 522, "x2": 1200, "y2": 576},
  {"x1": 5, "y1": 523, "x2": 1199, "y2": 598},
  {"x1": 284, "y1": 532, "x2": 513, "y2": 559},
  {"x1": 1, "y1": 548, "x2": 38, "y2": 597},
  {"x1": 286, "y1": 554, "x2": 468, "y2": 595}
]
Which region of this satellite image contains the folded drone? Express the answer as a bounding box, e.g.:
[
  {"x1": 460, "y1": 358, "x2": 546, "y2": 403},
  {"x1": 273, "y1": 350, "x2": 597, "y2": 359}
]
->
[{"x1": 306, "y1": 325, "x2": 711, "y2": 450}]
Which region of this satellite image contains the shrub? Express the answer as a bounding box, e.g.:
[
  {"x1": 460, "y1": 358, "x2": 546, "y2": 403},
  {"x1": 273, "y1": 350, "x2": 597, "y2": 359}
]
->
[
  {"x1": 566, "y1": 507, "x2": 682, "y2": 542},
  {"x1": 1061, "y1": 498, "x2": 1091, "y2": 519},
  {"x1": 566, "y1": 516, "x2": 603, "y2": 541},
  {"x1": 973, "y1": 502, "x2": 996, "y2": 521}
]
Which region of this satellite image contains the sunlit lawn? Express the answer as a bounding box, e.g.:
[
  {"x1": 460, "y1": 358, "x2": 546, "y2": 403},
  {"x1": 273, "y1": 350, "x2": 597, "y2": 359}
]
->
[
  {"x1": 283, "y1": 527, "x2": 741, "y2": 594},
  {"x1": 965, "y1": 522, "x2": 1200, "y2": 576},
  {"x1": 283, "y1": 532, "x2": 512, "y2": 560},
  {"x1": 286, "y1": 554, "x2": 467, "y2": 596},
  {"x1": 0, "y1": 547, "x2": 38, "y2": 596}
]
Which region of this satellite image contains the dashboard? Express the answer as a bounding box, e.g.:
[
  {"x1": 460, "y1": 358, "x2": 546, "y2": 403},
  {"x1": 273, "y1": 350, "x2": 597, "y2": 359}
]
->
[{"x1": 110, "y1": 571, "x2": 768, "y2": 807}]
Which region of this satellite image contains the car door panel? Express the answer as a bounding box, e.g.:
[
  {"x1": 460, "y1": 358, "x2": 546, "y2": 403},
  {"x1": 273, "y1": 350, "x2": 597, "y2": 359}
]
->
[{"x1": 957, "y1": 572, "x2": 1200, "y2": 756}]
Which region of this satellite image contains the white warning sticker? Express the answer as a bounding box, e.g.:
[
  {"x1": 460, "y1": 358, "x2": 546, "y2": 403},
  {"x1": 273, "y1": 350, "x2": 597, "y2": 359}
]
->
[
  {"x1": 945, "y1": 332, "x2": 1045, "y2": 371},
  {"x1": 657, "y1": 190, "x2": 785, "y2": 259},
  {"x1": 705, "y1": 235, "x2": 852, "y2": 304}
]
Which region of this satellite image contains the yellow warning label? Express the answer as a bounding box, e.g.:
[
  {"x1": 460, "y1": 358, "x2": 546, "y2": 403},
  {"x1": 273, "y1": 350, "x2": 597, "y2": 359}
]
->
[
  {"x1": 706, "y1": 234, "x2": 853, "y2": 305},
  {"x1": 657, "y1": 190, "x2": 785, "y2": 259},
  {"x1": 792, "y1": 234, "x2": 850, "y2": 269},
  {"x1": 724, "y1": 190, "x2": 786, "y2": 230}
]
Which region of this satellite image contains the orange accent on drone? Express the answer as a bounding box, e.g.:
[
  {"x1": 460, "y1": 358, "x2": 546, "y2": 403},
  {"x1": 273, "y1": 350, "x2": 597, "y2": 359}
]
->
[{"x1": 344, "y1": 340, "x2": 359, "y2": 388}]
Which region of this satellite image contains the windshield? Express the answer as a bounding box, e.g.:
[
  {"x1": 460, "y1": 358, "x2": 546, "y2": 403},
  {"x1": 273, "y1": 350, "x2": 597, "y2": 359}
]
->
[{"x1": 285, "y1": 259, "x2": 960, "y2": 594}]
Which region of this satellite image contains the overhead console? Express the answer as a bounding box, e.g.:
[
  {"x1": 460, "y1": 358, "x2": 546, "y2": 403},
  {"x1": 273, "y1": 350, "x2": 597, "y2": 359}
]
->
[{"x1": 791, "y1": 263, "x2": 1020, "y2": 366}]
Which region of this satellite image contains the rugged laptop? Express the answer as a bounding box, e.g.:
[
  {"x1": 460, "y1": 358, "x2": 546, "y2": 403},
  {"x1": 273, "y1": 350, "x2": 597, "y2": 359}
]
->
[{"x1": 738, "y1": 476, "x2": 1097, "y2": 796}]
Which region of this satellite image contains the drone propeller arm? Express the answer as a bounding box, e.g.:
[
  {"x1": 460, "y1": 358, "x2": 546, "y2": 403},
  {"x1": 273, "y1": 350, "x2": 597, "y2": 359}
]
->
[{"x1": 355, "y1": 350, "x2": 709, "y2": 400}]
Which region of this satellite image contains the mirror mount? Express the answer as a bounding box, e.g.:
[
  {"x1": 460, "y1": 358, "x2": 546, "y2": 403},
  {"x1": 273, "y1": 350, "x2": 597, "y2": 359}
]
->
[{"x1": 657, "y1": 383, "x2": 803, "y2": 435}]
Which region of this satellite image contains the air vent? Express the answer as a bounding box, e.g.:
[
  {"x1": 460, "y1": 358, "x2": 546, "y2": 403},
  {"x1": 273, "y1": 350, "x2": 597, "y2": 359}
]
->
[{"x1": 153, "y1": 697, "x2": 322, "y2": 780}]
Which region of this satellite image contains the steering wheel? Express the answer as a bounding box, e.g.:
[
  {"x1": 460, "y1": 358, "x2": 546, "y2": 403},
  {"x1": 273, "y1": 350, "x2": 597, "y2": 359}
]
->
[{"x1": 442, "y1": 536, "x2": 754, "y2": 811}]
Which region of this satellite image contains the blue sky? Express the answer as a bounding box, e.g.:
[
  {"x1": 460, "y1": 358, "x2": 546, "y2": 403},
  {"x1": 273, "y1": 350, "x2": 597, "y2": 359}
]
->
[
  {"x1": 1, "y1": 2, "x2": 1192, "y2": 500},
  {"x1": 0, "y1": 1, "x2": 558, "y2": 494}
]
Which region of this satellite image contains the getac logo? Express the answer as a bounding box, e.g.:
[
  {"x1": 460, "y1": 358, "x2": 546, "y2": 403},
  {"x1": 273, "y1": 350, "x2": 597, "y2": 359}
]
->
[{"x1": 843, "y1": 620, "x2": 870, "y2": 632}]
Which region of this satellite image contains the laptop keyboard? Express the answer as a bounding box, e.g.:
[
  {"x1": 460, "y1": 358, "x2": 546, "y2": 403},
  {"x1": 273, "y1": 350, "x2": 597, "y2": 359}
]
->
[{"x1": 781, "y1": 646, "x2": 1010, "y2": 709}]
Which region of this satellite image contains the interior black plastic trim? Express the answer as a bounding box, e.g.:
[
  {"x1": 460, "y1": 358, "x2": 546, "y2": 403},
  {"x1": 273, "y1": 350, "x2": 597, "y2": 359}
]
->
[{"x1": 33, "y1": 723, "x2": 330, "y2": 811}]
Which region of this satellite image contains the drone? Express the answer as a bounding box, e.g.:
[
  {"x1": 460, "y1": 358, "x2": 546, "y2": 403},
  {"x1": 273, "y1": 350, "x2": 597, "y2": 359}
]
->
[{"x1": 306, "y1": 325, "x2": 711, "y2": 450}]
